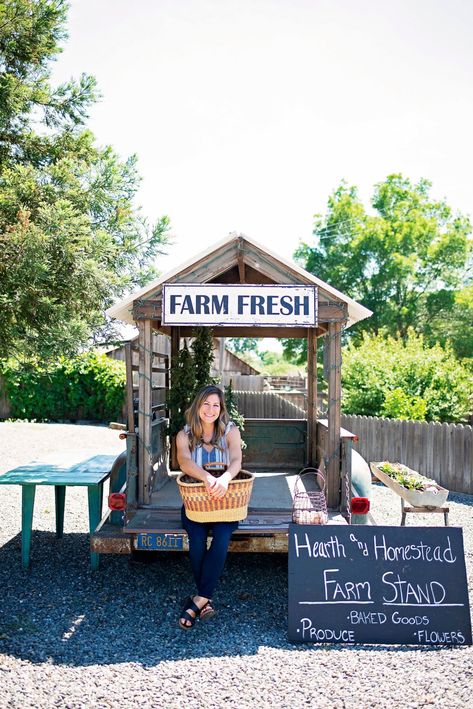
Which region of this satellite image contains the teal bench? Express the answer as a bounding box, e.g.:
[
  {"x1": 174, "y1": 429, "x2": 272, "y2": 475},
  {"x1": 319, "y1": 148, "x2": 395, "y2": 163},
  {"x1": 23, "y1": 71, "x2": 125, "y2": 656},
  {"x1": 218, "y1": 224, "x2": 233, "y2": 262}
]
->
[{"x1": 0, "y1": 454, "x2": 118, "y2": 570}]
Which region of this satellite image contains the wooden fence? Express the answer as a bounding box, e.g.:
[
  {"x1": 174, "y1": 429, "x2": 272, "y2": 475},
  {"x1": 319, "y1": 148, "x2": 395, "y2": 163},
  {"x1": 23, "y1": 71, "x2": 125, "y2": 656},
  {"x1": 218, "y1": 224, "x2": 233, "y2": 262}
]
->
[
  {"x1": 342, "y1": 415, "x2": 473, "y2": 495},
  {"x1": 233, "y1": 393, "x2": 473, "y2": 495},
  {"x1": 221, "y1": 374, "x2": 265, "y2": 391},
  {"x1": 265, "y1": 375, "x2": 306, "y2": 391},
  {"x1": 234, "y1": 390, "x2": 306, "y2": 418}
]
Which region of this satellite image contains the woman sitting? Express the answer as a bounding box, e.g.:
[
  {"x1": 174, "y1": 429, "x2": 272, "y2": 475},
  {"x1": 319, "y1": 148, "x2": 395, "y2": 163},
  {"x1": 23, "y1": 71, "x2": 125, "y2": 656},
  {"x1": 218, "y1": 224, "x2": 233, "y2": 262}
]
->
[{"x1": 176, "y1": 385, "x2": 242, "y2": 629}]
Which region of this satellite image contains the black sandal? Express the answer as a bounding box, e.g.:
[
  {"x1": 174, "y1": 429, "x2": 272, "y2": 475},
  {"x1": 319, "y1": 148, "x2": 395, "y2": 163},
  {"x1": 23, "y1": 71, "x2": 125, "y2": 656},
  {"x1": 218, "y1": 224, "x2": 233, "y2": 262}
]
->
[
  {"x1": 178, "y1": 596, "x2": 201, "y2": 630},
  {"x1": 200, "y1": 600, "x2": 216, "y2": 622}
]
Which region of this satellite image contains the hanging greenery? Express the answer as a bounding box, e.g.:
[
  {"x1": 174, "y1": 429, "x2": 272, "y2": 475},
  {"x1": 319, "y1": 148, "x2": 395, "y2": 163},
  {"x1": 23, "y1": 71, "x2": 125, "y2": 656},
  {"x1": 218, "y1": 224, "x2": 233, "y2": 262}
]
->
[
  {"x1": 224, "y1": 380, "x2": 246, "y2": 448},
  {"x1": 168, "y1": 328, "x2": 214, "y2": 438},
  {"x1": 191, "y1": 327, "x2": 217, "y2": 391},
  {"x1": 168, "y1": 329, "x2": 246, "y2": 448},
  {"x1": 167, "y1": 342, "x2": 196, "y2": 438}
]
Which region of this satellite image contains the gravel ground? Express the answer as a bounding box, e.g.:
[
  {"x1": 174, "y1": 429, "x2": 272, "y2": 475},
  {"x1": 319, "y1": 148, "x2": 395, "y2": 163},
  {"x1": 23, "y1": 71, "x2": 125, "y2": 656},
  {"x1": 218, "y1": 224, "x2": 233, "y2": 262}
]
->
[{"x1": 0, "y1": 422, "x2": 472, "y2": 709}]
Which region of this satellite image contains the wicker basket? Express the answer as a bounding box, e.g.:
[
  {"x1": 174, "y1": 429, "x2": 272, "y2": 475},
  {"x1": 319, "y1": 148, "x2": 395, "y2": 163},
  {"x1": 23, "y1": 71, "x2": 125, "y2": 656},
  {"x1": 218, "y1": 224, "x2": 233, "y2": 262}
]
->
[
  {"x1": 292, "y1": 468, "x2": 328, "y2": 525},
  {"x1": 177, "y1": 462, "x2": 255, "y2": 523}
]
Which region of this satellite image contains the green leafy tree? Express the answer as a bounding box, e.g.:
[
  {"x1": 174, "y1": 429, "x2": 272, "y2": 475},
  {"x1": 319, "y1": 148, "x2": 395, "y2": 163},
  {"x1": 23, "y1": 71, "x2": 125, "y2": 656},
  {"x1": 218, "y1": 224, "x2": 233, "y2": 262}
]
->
[
  {"x1": 422, "y1": 284, "x2": 473, "y2": 360},
  {"x1": 280, "y1": 337, "x2": 307, "y2": 366},
  {"x1": 0, "y1": 0, "x2": 170, "y2": 360},
  {"x1": 287, "y1": 175, "x2": 471, "y2": 361},
  {"x1": 381, "y1": 388, "x2": 427, "y2": 421},
  {"x1": 341, "y1": 330, "x2": 472, "y2": 423},
  {"x1": 227, "y1": 338, "x2": 259, "y2": 355},
  {"x1": 258, "y1": 349, "x2": 302, "y2": 376}
]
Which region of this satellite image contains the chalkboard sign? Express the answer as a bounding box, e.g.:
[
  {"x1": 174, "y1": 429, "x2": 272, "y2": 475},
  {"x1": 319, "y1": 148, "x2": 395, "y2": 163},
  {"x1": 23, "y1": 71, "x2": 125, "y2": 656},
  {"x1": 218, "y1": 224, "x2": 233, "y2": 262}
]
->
[{"x1": 288, "y1": 524, "x2": 472, "y2": 646}]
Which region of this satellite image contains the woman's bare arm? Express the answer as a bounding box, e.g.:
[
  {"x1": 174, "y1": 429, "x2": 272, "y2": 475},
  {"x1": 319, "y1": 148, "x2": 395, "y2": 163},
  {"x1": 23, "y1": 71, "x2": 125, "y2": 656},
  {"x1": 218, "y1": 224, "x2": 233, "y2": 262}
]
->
[
  {"x1": 210, "y1": 426, "x2": 242, "y2": 498},
  {"x1": 176, "y1": 430, "x2": 215, "y2": 487},
  {"x1": 224, "y1": 425, "x2": 242, "y2": 479}
]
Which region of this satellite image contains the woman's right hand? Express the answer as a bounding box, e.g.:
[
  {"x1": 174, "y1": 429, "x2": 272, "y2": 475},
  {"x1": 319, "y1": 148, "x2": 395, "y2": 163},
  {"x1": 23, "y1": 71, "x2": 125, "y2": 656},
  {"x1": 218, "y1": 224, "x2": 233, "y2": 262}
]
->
[{"x1": 204, "y1": 474, "x2": 218, "y2": 496}]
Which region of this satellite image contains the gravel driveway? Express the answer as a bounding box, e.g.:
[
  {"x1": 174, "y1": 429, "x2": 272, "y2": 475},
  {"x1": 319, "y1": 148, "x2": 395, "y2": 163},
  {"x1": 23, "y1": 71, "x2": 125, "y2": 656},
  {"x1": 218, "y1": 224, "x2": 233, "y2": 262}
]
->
[{"x1": 0, "y1": 422, "x2": 472, "y2": 708}]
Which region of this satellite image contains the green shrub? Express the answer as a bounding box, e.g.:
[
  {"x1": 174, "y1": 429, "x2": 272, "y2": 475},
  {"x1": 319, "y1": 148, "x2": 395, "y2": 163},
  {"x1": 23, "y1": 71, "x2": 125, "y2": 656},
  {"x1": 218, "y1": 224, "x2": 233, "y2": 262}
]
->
[
  {"x1": 1, "y1": 352, "x2": 126, "y2": 422},
  {"x1": 381, "y1": 388, "x2": 427, "y2": 421},
  {"x1": 341, "y1": 330, "x2": 472, "y2": 422}
]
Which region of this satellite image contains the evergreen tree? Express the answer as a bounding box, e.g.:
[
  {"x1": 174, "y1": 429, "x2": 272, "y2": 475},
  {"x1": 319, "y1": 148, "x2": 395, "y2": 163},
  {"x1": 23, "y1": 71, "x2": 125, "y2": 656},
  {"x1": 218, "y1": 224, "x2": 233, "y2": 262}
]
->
[
  {"x1": 0, "y1": 1, "x2": 170, "y2": 359},
  {"x1": 0, "y1": 0, "x2": 95, "y2": 168}
]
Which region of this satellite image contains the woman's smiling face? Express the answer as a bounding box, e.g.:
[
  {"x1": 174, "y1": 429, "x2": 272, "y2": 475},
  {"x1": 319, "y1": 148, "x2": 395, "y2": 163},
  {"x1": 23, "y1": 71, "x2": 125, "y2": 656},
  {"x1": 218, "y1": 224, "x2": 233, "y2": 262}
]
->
[{"x1": 199, "y1": 393, "x2": 221, "y2": 424}]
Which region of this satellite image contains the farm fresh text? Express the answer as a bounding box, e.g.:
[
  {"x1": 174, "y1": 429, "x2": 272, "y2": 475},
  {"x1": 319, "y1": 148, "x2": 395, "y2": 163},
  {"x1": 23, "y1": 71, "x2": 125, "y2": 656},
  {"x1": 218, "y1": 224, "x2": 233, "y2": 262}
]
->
[{"x1": 162, "y1": 284, "x2": 318, "y2": 326}]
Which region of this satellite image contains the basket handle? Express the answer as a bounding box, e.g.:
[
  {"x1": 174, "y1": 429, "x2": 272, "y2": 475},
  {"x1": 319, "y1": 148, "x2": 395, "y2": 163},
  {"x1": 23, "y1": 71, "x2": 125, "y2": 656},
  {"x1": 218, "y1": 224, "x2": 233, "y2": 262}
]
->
[
  {"x1": 294, "y1": 468, "x2": 326, "y2": 493},
  {"x1": 202, "y1": 461, "x2": 228, "y2": 472}
]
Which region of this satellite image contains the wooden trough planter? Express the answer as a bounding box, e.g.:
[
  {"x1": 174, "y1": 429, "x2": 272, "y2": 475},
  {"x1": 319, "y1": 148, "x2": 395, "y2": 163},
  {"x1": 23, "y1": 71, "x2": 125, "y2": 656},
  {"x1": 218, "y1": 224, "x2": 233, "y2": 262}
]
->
[{"x1": 370, "y1": 462, "x2": 449, "y2": 508}]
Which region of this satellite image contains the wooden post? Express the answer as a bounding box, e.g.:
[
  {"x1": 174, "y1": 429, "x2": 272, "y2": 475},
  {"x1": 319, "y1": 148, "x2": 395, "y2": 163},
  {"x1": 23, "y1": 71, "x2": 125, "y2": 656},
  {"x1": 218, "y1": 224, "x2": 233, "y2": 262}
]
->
[
  {"x1": 124, "y1": 343, "x2": 138, "y2": 511},
  {"x1": 326, "y1": 321, "x2": 342, "y2": 508},
  {"x1": 138, "y1": 319, "x2": 153, "y2": 505},
  {"x1": 340, "y1": 438, "x2": 352, "y2": 519},
  {"x1": 306, "y1": 328, "x2": 317, "y2": 466},
  {"x1": 170, "y1": 326, "x2": 180, "y2": 470},
  {"x1": 164, "y1": 354, "x2": 170, "y2": 416},
  {"x1": 171, "y1": 326, "x2": 180, "y2": 370},
  {"x1": 124, "y1": 343, "x2": 134, "y2": 432},
  {"x1": 219, "y1": 337, "x2": 225, "y2": 383}
]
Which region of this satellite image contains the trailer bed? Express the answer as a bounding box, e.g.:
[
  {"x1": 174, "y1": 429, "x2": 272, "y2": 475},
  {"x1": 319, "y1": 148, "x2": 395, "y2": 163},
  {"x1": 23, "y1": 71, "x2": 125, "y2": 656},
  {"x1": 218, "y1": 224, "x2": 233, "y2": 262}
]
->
[
  {"x1": 91, "y1": 469, "x2": 347, "y2": 555},
  {"x1": 150, "y1": 469, "x2": 302, "y2": 509}
]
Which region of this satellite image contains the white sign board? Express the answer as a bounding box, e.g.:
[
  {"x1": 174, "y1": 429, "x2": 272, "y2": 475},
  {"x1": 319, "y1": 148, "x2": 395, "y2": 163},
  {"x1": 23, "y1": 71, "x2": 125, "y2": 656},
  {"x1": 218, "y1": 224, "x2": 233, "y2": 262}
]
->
[{"x1": 162, "y1": 284, "x2": 318, "y2": 327}]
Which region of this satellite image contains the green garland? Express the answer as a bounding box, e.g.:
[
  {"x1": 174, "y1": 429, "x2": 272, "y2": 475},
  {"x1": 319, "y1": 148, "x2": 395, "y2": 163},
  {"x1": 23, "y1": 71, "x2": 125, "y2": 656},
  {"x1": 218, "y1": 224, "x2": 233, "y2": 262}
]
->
[
  {"x1": 224, "y1": 380, "x2": 246, "y2": 448},
  {"x1": 167, "y1": 342, "x2": 196, "y2": 437}
]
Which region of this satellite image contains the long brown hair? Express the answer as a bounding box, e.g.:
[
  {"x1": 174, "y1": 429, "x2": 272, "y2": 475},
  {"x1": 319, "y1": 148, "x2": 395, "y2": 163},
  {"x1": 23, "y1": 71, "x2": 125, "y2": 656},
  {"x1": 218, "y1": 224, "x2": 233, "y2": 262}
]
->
[{"x1": 185, "y1": 385, "x2": 229, "y2": 451}]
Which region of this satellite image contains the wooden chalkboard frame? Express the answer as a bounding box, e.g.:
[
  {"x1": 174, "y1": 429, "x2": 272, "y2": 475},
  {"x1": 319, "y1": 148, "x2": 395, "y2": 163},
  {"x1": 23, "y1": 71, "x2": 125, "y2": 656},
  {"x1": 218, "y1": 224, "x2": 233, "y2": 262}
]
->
[{"x1": 288, "y1": 524, "x2": 472, "y2": 646}]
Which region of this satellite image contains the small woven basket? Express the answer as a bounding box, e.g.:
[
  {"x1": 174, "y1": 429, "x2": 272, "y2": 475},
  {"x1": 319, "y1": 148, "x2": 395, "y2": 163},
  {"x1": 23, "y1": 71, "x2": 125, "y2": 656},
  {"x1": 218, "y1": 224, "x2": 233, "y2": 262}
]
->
[
  {"x1": 177, "y1": 461, "x2": 255, "y2": 523},
  {"x1": 292, "y1": 468, "x2": 328, "y2": 525}
]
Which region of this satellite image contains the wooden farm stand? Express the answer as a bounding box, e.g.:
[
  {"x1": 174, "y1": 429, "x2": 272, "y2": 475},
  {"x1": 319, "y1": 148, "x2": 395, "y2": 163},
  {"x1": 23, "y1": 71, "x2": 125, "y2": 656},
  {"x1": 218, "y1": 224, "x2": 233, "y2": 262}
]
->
[{"x1": 92, "y1": 234, "x2": 372, "y2": 557}]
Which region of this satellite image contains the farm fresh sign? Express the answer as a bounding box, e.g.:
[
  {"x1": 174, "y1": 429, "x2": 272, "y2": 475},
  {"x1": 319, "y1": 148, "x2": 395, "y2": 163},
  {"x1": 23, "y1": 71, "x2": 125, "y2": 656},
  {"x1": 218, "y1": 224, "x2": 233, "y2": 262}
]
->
[{"x1": 162, "y1": 284, "x2": 318, "y2": 327}]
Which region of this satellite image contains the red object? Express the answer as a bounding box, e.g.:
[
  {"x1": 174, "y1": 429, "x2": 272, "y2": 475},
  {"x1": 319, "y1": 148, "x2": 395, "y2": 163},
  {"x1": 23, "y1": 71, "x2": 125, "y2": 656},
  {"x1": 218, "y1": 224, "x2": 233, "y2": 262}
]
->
[
  {"x1": 119, "y1": 433, "x2": 127, "y2": 440},
  {"x1": 351, "y1": 497, "x2": 370, "y2": 515},
  {"x1": 108, "y1": 493, "x2": 126, "y2": 511}
]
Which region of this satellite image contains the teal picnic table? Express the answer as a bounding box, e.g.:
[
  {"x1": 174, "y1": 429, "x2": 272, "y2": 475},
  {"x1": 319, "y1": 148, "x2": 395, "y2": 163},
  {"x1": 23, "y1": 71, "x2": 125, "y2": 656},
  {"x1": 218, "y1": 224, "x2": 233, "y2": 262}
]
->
[{"x1": 0, "y1": 454, "x2": 118, "y2": 570}]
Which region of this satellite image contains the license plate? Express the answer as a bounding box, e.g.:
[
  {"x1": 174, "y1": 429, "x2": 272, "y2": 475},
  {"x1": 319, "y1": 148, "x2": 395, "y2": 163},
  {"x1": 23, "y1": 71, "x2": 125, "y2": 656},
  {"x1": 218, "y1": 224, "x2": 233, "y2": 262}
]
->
[{"x1": 136, "y1": 533, "x2": 185, "y2": 551}]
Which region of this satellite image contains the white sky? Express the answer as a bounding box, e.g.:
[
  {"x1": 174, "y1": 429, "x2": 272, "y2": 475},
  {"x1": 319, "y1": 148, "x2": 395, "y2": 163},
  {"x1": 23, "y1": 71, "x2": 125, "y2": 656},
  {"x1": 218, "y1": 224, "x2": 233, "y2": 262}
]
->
[{"x1": 51, "y1": 0, "x2": 473, "y2": 276}]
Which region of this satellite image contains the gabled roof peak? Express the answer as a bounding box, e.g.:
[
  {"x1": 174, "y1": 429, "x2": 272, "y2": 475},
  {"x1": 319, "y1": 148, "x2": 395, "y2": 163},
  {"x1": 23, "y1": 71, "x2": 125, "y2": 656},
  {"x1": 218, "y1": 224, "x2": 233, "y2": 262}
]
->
[{"x1": 107, "y1": 232, "x2": 372, "y2": 327}]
